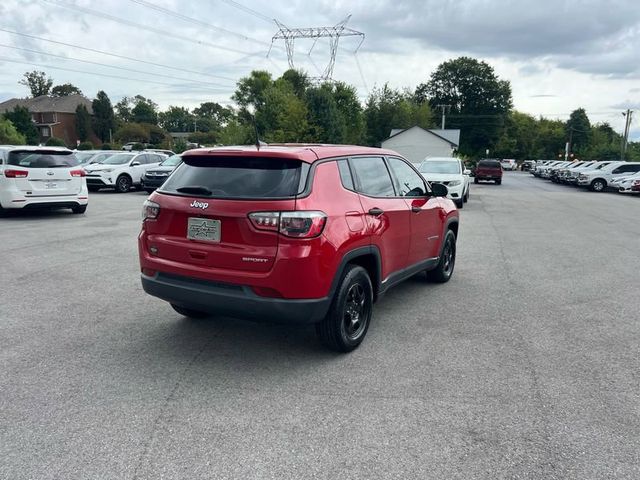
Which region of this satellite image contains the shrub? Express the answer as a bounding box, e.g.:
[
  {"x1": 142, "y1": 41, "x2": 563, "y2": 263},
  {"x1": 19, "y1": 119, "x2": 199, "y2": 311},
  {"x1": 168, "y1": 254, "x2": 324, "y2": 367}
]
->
[
  {"x1": 132, "y1": 142, "x2": 145, "y2": 151},
  {"x1": 101, "y1": 143, "x2": 113, "y2": 150},
  {"x1": 45, "y1": 137, "x2": 66, "y2": 147},
  {"x1": 78, "y1": 141, "x2": 94, "y2": 150}
]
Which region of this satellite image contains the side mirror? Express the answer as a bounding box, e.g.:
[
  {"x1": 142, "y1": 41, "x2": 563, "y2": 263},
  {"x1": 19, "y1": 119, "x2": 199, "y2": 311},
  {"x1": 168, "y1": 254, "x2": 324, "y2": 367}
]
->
[
  {"x1": 463, "y1": 169, "x2": 471, "y2": 175},
  {"x1": 131, "y1": 161, "x2": 141, "y2": 166},
  {"x1": 431, "y1": 182, "x2": 448, "y2": 197}
]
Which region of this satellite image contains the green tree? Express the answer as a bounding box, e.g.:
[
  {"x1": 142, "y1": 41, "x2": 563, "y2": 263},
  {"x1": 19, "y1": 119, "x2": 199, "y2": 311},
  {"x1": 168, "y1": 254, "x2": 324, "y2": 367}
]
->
[
  {"x1": 192, "y1": 102, "x2": 233, "y2": 132},
  {"x1": 0, "y1": 117, "x2": 26, "y2": 144},
  {"x1": 493, "y1": 111, "x2": 538, "y2": 160},
  {"x1": 51, "y1": 83, "x2": 83, "y2": 97},
  {"x1": 75, "y1": 104, "x2": 92, "y2": 142},
  {"x1": 217, "y1": 119, "x2": 252, "y2": 145},
  {"x1": 416, "y1": 57, "x2": 512, "y2": 156},
  {"x1": 364, "y1": 84, "x2": 430, "y2": 146},
  {"x1": 45, "y1": 137, "x2": 66, "y2": 147},
  {"x1": 280, "y1": 69, "x2": 311, "y2": 100},
  {"x1": 566, "y1": 108, "x2": 591, "y2": 155},
  {"x1": 4, "y1": 106, "x2": 39, "y2": 145},
  {"x1": 114, "y1": 123, "x2": 150, "y2": 143},
  {"x1": 115, "y1": 96, "x2": 133, "y2": 123},
  {"x1": 306, "y1": 85, "x2": 344, "y2": 143},
  {"x1": 92, "y1": 91, "x2": 115, "y2": 143},
  {"x1": 131, "y1": 95, "x2": 158, "y2": 124},
  {"x1": 255, "y1": 79, "x2": 310, "y2": 142},
  {"x1": 19, "y1": 70, "x2": 53, "y2": 97},
  {"x1": 332, "y1": 81, "x2": 366, "y2": 145},
  {"x1": 158, "y1": 106, "x2": 193, "y2": 132},
  {"x1": 232, "y1": 70, "x2": 273, "y2": 129}
]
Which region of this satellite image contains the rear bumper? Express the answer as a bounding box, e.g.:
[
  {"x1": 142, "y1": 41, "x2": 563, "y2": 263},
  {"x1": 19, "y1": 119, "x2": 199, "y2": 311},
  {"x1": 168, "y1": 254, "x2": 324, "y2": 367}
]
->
[
  {"x1": 141, "y1": 272, "x2": 330, "y2": 324},
  {"x1": 0, "y1": 190, "x2": 88, "y2": 210}
]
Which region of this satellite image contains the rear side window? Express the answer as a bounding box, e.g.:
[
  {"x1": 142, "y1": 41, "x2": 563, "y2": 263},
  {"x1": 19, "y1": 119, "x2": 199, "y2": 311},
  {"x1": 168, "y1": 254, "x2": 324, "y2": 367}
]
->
[
  {"x1": 8, "y1": 151, "x2": 79, "y2": 168},
  {"x1": 350, "y1": 156, "x2": 395, "y2": 197},
  {"x1": 478, "y1": 160, "x2": 501, "y2": 168},
  {"x1": 337, "y1": 159, "x2": 354, "y2": 190},
  {"x1": 161, "y1": 156, "x2": 309, "y2": 199}
]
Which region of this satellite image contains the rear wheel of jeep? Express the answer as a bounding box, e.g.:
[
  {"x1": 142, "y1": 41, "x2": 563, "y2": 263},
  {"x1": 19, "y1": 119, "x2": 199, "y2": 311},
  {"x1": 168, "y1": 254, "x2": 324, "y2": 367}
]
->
[
  {"x1": 171, "y1": 304, "x2": 209, "y2": 319},
  {"x1": 316, "y1": 264, "x2": 373, "y2": 353}
]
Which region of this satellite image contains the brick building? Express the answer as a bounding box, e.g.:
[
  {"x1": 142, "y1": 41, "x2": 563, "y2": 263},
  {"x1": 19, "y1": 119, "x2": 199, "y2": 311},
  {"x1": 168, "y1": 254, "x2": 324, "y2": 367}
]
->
[{"x1": 0, "y1": 94, "x2": 100, "y2": 146}]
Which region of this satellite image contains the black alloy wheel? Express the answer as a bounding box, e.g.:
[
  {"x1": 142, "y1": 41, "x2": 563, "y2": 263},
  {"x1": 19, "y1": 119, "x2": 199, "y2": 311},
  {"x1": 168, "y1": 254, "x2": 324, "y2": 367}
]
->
[{"x1": 115, "y1": 175, "x2": 132, "y2": 193}]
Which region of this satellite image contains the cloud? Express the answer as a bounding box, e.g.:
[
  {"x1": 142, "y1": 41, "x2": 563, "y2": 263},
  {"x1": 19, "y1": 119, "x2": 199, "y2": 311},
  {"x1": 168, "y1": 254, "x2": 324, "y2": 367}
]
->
[{"x1": 610, "y1": 101, "x2": 640, "y2": 110}]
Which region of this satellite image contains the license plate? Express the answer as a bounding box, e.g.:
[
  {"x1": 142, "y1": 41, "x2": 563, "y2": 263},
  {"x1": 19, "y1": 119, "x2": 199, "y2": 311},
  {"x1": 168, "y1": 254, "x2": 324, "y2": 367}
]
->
[
  {"x1": 45, "y1": 182, "x2": 58, "y2": 189},
  {"x1": 187, "y1": 217, "x2": 221, "y2": 243}
]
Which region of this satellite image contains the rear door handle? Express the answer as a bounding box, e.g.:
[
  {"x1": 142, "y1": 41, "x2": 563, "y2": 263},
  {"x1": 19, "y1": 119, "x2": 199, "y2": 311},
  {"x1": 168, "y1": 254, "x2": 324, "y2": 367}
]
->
[
  {"x1": 368, "y1": 208, "x2": 384, "y2": 216},
  {"x1": 411, "y1": 206, "x2": 422, "y2": 213}
]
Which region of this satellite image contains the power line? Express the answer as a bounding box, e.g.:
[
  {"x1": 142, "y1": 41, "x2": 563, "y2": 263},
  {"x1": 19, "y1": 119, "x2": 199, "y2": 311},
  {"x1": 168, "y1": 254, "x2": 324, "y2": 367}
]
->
[
  {"x1": 0, "y1": 44, "x2": 234, "y2": 88},
  {"x1": 38, "y1": 0, "x2": 257, "y2": 57},
  {"x1": 218, "y1": 0, "x2": 274, "y2": 23},
  {"x1": 0, "y1": 56, "x2": 231, "y2": 91},
  {"x1": 127, "y1": 0, "x2": 277, "y2": 49},
  {"x1": 0, "y1": 28, "x2": 237, "y2": 82}
]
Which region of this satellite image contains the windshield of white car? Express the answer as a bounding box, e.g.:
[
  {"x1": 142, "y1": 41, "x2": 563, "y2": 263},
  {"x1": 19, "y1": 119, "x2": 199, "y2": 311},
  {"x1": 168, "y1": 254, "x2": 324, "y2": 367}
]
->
[
  {"x1": 101, "y1": 154, "x2": 135, "y2": 165},
  {"x1": 160, "y1": 155, "x2": 182, "y2": 167},
  {"x1": 419, "y1": 161, "x2": 460, "y2": 174}
]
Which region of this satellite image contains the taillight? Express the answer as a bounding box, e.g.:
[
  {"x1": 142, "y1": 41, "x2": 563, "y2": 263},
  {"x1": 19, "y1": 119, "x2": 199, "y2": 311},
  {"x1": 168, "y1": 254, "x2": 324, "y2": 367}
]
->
[
  {"x1": 142, "y1": 199, "x2": 160, "y2": 220},
  {"x1": 248, "y1": 211, "x2": 327, "y2": 238},
  {"x1": 4, "y1": 169, "x2": 28, "y2": 178},
  {"x1": 70, "y1": 169, "x2": 86, "y2": 177}
]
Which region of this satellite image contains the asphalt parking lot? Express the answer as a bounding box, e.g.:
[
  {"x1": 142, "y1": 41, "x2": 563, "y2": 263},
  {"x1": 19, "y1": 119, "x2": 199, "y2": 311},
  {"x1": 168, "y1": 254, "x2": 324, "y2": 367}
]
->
[{"x1": 1, "y1": 173, "x2": 639, "y2": 479}]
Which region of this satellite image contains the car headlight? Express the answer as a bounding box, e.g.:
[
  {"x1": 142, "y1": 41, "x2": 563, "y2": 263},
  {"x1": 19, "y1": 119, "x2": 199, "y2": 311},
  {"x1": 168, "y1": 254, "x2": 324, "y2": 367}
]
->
[{"x1": 448, "y1": 180, "x2": 461, "y2": 186}]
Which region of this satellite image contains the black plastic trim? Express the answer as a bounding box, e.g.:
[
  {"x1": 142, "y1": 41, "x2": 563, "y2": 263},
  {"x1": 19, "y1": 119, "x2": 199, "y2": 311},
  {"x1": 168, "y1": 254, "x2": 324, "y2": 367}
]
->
[{"x1": 379, "y1": 257, "x2": 439, "y2": 295}]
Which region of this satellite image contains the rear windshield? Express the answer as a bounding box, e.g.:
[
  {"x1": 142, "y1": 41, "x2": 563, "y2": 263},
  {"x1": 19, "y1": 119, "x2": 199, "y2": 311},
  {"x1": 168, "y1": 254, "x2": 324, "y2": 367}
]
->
[
  {"x1": 160, "y1": 156, "x2": 310, "y2": 198},
  {"x1": 478, "y1": 160, "x2": 501, "y2": 168},
  {"x1": 8, "y1": 151, "x2": 79, "y2": 168},
  {"x1": 419, "y1": 161, "x2": 460, "y2": 174}
]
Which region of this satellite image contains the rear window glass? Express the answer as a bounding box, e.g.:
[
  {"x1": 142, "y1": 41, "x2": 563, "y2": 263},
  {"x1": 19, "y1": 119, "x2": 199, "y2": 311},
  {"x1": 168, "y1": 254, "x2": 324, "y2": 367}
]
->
[
  {"x1": 477, "y1": 160, "x2": 501, "y2": 168},
  {"x1": 161, "y1": 156, "x2": 309, "y2": 198},
  {"x1": 8, "y1": 151, "x2": 79, "y2": 168}
]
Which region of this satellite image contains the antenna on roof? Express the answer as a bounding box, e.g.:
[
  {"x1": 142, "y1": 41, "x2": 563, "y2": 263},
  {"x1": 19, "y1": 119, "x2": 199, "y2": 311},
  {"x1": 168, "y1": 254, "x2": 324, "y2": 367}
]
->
[{"x1": 251, "y1": 115, "x2": 268, "y2": 150}]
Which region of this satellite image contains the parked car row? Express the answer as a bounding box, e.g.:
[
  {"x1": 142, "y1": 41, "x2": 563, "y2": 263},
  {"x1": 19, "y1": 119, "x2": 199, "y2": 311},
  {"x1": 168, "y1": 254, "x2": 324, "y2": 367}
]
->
[{"x1": 531, "y1": 159, "x2": 640, "y2": 194}]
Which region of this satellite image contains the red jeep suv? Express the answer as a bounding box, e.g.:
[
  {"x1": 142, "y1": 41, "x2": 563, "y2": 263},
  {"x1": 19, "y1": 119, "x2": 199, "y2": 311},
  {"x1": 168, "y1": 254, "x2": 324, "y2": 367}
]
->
[{"x1": 139, "y1": 145, "x2": 459, "y2": 352}]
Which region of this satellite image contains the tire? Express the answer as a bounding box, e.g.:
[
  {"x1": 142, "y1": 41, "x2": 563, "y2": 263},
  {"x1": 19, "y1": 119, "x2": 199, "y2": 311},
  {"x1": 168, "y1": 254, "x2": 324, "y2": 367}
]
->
[
  {"x1": 463, "y1": 188, "x2": 469, "y2": 203},
  {"x1": 316, "y1": 264, "x2": 373, "y2": 353},
  {"x1": 455, "y1": 198, "x2": 464, "y2": 209},
  {"x1": 590, "y1": 179, "x2": 606, "y2": 192},
  {"x1": 115, "y1": 175, "x2": 132, "y2": 193},
  {"x1": 495, "y1": 179, "x2": 502, "y2": 185},
  {"x1": 88, "y1": 186, "x2": 100, "y2": 192},
  {"x1": 426, "y1": 230, "x2": 456, "y2": 283},
  {"x1": 72, "y1": 205, "x2": 87, "y2": 214},
  {"x1": 0, "y1": 204, "x2": 6, "y2": 217},
  {"x1": 171, "y1": 304, "x2": 209, "y2": 318},
  {"x1": 474, "y1": 177, "x2": 479, "y2": 184}
]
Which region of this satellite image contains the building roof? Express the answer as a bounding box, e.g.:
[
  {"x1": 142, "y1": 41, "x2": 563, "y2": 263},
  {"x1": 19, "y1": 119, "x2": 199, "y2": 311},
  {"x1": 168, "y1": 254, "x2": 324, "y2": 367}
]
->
[
  {"x1": 384, "y1": 126, "x2": 460, "y2": 147},
  {"x1": 0, "y1": 94, "x2": 94, "y2": 114}
]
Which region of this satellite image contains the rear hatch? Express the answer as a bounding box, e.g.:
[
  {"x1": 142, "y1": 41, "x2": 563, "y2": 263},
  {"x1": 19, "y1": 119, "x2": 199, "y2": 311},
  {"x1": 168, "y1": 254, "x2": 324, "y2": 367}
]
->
[
  {"x1": 144, "y1": 155, "x2": 309, "y2": 273},
  {"x1": 7, "y1": 150, "x2": 83, "y2": 196},
  {"x1": 476, "y1": 160, "x2": 502, "y2": 176}
]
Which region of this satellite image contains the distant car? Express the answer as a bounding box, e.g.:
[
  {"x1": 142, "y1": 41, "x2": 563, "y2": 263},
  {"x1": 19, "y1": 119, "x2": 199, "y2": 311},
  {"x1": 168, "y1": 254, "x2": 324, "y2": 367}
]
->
[
  {"x1": 75, "y1": 150, "x2": 116, "y2": 167},
  {"x1": 140, "y1": 154, "x2": 182, "y2": 193},
  {"x1": 0, "y1": 146, "x2": 88, "y2": 215},
  {"x1": 418, "y1": 157, "x2": 470, "y2": 208},
  {"x1": 84, "y1": 152, "x2": 165, "y2": 192},
  {"x1": 612, "y1": 171, "x2": 640, "y2": 193},
  {"x1": 474, "y1": 159, "x2": 503, "y2": 184},
  {"x1": 500, "y1": 159, "x2": 516, "y2": 171},
  {"x1": 522, "y1": 160, "x2": 536, "y2": 171}
]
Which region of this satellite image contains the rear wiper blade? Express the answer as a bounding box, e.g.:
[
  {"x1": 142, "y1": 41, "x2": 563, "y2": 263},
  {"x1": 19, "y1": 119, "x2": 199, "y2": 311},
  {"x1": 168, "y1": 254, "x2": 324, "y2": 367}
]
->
[{"x1": 176, "y1": 186, "x2": 212, "y2": 196}]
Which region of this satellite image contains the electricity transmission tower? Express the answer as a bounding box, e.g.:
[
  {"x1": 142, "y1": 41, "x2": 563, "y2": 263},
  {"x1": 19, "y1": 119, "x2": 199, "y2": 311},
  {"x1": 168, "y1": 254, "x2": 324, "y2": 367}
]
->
[{"x1": 267, "y1": 15, "x2": 365, "y2": 82}]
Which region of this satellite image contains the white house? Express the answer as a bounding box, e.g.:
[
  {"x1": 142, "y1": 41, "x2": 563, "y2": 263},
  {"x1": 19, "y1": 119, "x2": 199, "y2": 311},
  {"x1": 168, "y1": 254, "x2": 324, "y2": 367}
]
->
[{"x1": 381, "y1": 126, "x2": 460, "y2": 164}]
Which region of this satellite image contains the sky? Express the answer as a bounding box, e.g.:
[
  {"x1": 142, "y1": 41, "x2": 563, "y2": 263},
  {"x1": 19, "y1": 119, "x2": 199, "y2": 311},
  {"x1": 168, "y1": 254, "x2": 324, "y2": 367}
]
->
[{"x1": 1, "y1": 0, "x2": 639, "y2": 140}]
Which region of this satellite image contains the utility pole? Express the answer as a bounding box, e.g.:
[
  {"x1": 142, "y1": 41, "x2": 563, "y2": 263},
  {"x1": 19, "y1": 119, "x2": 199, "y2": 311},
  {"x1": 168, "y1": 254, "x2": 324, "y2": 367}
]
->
[
  {"x1": 436, "y1": 104, "x2": 450, "y2": 129},
  {"x1": 622, "y1": 109, "x2": 633, "y2": 160}
]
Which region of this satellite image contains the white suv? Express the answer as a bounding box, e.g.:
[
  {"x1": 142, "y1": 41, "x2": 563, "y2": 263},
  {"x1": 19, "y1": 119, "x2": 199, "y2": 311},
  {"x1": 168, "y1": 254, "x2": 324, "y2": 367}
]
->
[
  {"x1": 84, "y1": 152, "x2": 165, "y2": 192},
  {"x1": 577, "y1": 162, "x2": 640, "y2": 192},
  {"x1": 0, "y1": 146, "x2": 88, "y2": 215},
  {"x1": 418, "y1": 157, "x2": 470, "y2": 208}
]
